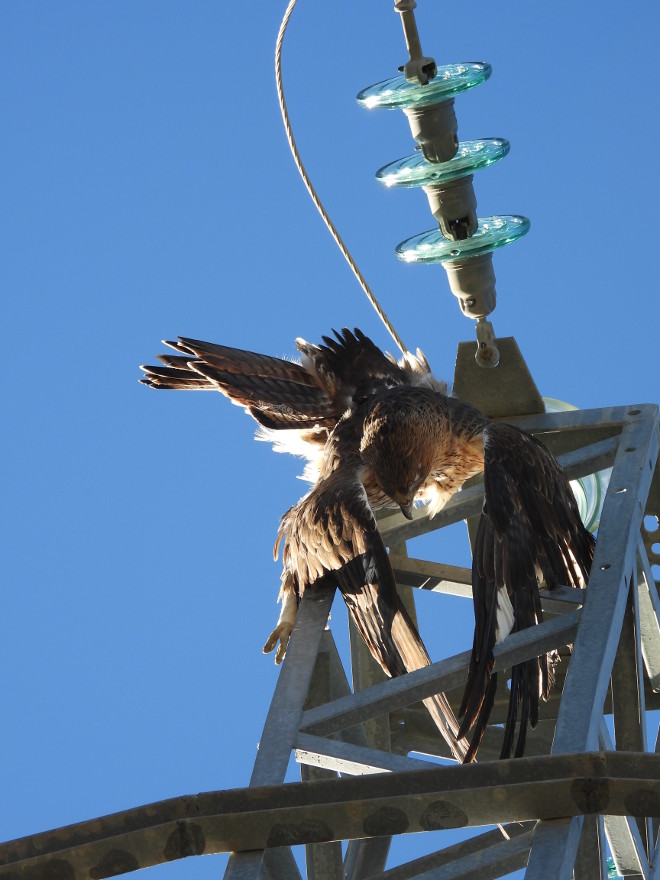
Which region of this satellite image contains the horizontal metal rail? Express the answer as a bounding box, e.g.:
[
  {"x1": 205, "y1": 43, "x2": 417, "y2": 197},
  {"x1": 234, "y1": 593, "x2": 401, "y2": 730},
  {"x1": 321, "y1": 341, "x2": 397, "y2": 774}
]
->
[{"x1": 3, "y1": 752, "x2": 660, "y2": 879}]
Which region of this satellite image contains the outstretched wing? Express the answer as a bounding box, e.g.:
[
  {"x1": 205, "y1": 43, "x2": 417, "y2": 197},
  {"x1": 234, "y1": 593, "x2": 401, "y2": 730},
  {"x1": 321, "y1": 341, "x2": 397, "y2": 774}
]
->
[
  {"x1": 140, "y1": 337, "x2": 337, "y2": 430},
  {"x1": 279, "y1": 466, "x2": 468, "y2": 762},
  {"x1": 458, "y1": 421, "x2": 595, "y2": 762},
  {"x1": 140, "y1": 328, "x2": 440, "y2": 432},
  {"x1": 296, "y1": 328, "x2": 414, "y2": 406}
]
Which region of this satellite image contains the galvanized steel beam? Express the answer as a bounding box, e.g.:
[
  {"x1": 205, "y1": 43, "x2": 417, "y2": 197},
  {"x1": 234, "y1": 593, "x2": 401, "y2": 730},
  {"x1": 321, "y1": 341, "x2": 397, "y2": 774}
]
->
[
  {"x1": 4, "y1": 401, "x2": 658, "y2": 880},
  {"x1": 224, "y1": 586, "x2": 334, "y2": 880},
  {"x1": 526, "y1": 407, "x2": 659, "y2": 880},
  {"x1": 374, "y1": 823, "x2": 536, "y2": 880},
  {"x1": 300, "y1": 610, "x2": 580, "y2": 739},
  {"x1": 5, "y1": 753, "x2": 660, "y2": 879},
  {"x1": 574, "y1": 814, "x2": 608, "y2": 880}
]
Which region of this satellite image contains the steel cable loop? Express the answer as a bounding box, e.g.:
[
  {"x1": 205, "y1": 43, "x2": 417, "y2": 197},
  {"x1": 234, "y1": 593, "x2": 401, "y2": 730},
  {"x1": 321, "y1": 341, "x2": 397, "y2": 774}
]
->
[{"x1": 275, "y1": 0, "x2": 407, "y2": 355}]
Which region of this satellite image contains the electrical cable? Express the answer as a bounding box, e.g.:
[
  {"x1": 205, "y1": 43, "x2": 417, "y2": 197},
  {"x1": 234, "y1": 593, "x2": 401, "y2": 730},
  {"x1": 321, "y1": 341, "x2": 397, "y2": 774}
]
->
[{"x1": 275, "y1": 0, "x2": 408, "y2": 355}]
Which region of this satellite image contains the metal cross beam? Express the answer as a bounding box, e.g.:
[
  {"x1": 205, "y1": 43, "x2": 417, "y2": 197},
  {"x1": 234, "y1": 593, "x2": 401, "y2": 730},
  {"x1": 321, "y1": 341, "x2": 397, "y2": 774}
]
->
[
  {"x1": 4, "y1": 752, "x2": 660, "y2": 879},
  {"x1": 525, "y1": 404, "x2": 659, "y2": 880}
]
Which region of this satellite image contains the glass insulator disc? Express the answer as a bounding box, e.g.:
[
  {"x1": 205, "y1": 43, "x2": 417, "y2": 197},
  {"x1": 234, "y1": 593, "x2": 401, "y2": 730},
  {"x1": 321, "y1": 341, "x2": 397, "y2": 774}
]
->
[
  {"x1": 376, "y1": 138, "x2": 510, "y2": 188},
  {"x1": 357, "y1": 62, "x2": 492, "y2": 110},
  {"x1": 395, "y1": 215, "x2": 530, "y2": 263}
]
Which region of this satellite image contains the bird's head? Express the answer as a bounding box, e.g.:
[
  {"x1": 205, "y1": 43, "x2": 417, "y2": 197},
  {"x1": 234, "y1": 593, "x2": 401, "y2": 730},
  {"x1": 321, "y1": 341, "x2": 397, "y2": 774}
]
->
[{"x1": 359, "y1": 392, "x2": 439, "y2": 520}]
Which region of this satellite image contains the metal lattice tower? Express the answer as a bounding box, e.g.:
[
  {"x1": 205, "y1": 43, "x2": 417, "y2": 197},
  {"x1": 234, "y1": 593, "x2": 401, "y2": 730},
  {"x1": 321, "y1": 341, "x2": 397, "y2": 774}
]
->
[
  {"x1": 3, "y1": 6, "x2": 660, "y2": 879},
  {"x1": 2, "y1": 338, "x2": 659, "y2": 880}
]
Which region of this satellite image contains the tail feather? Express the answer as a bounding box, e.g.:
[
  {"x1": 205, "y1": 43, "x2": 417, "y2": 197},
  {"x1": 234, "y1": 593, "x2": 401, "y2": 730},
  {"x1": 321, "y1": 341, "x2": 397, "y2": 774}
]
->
[
  {"x1": 342, "y1": 583, "x2": 469, "y2": 762},
  {"x1": 499, "y1": 655, "x2": 543, "y2": 760},
  {"x1": 389, "y1": 610, "x2": 468, "y2": 757},
  {"x1": 462, "y1": 673, "x2": 498, "y2": 764}
]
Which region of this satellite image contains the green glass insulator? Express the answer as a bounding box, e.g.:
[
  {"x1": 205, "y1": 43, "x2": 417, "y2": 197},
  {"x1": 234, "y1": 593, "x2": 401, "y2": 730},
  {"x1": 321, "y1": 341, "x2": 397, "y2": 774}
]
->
[
  {"x1": 395, "y1": 215, "x2": 530, "y2": 264},
  {"x1": 376, "y1": 138, "x2": 509, "y2": 188},
  {"x1": 357, "y1": 62, "x2": 492, "y2": 110},
  {"x1": 544, "y1": 399, "x2": 612, "y2": 533}
]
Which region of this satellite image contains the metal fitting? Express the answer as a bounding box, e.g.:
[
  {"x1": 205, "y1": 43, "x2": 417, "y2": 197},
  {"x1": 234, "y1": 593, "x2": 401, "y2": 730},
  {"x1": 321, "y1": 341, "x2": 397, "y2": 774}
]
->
[
  {"x1": 443, "y1": 252, "x2": 497, "y2": 319},
  {"x1": 475, "y1": 318, "x2": 499, "y2": 368},
  {"x1": 394, "y1": 0, "x2": 437, "y2": 85},
  {"x1": 422, "y1": 175, "x2": 478, "y2": 240},
  {"x1": 402, "y1": 99, "x2": 459, "y2": 163}
]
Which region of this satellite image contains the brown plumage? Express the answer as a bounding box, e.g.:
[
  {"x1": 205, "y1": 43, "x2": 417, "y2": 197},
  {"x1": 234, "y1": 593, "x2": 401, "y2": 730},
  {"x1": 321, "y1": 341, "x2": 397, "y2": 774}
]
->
[{"x1": 141, "y1": 327, "x2": 594, "y2": 762}]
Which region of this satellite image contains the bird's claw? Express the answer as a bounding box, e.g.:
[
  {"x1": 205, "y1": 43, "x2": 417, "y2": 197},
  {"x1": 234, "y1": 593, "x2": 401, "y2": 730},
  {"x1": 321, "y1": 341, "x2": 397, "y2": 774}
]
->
[{"x1": 263, "y1": 622, "x2": 293, "y2": 665}]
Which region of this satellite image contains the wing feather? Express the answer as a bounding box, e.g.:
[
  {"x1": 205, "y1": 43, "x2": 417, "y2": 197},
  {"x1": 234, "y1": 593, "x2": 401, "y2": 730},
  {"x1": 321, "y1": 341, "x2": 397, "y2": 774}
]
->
[
  {"x1": 458, "y1": 421, "x2": 594, "y2": 761},
  {"x1": 279, "y1": 469, "x2": 468, "y2": 761},
  {"x1": 141, "y1": 328, "x2": 441, "y2": 432},
  {"x1": 141, "y1": 327, "x2": 464, "y2": 757},
  {"x1": 141, "y1": 337, "x2": 337, "y2": 429}
]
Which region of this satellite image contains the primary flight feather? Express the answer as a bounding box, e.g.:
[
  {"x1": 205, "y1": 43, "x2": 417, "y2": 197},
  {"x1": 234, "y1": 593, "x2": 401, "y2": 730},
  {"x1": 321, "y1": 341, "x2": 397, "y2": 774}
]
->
[{"x1": 141, "y1": 327, "x2": 594, "y2": 762}]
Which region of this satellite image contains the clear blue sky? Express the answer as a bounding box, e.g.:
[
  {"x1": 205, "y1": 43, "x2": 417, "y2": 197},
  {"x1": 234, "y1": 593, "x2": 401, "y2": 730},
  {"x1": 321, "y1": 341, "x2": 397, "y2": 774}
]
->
[{"x1": 2, "y1": 3, "x2": 659, "y2": 878}]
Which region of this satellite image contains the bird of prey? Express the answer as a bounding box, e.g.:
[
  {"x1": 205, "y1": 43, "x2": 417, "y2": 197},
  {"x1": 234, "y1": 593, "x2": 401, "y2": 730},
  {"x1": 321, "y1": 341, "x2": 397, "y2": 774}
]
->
[{"x1": 141, "y1": 328, "x2": 594, "y2": 762}]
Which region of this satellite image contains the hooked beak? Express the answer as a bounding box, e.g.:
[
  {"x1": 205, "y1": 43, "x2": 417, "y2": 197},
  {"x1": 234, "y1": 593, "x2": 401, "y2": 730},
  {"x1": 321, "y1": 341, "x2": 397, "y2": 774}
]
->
[{"x1": 394, "y1": 492, "x2": 414, "y2": 520}]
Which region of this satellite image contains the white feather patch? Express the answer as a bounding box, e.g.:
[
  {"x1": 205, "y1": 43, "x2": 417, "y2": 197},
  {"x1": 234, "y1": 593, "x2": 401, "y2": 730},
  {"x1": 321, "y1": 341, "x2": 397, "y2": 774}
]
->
[
  {"x1": 255, "y1": 425, "x2": 324, "y2": 483},
  {"x1": 397, "y1": 349, "x2": 448, "y2": 394},
  {"x1": 495, "y1": 587, "x2": 515, "y2": 644}
]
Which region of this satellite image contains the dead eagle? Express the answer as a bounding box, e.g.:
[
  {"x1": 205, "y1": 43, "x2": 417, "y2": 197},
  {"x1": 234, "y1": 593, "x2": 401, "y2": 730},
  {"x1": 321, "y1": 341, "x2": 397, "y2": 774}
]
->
[{"x1": 141, "y1": 327, "x2": 594, "y2": 762}]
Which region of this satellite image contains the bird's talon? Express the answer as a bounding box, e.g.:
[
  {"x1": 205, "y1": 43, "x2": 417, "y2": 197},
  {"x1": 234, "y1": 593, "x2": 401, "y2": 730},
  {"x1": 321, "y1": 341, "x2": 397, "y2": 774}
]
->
[{"x1": 263, "y1": 622, "x2": 293, "y2": 664}]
